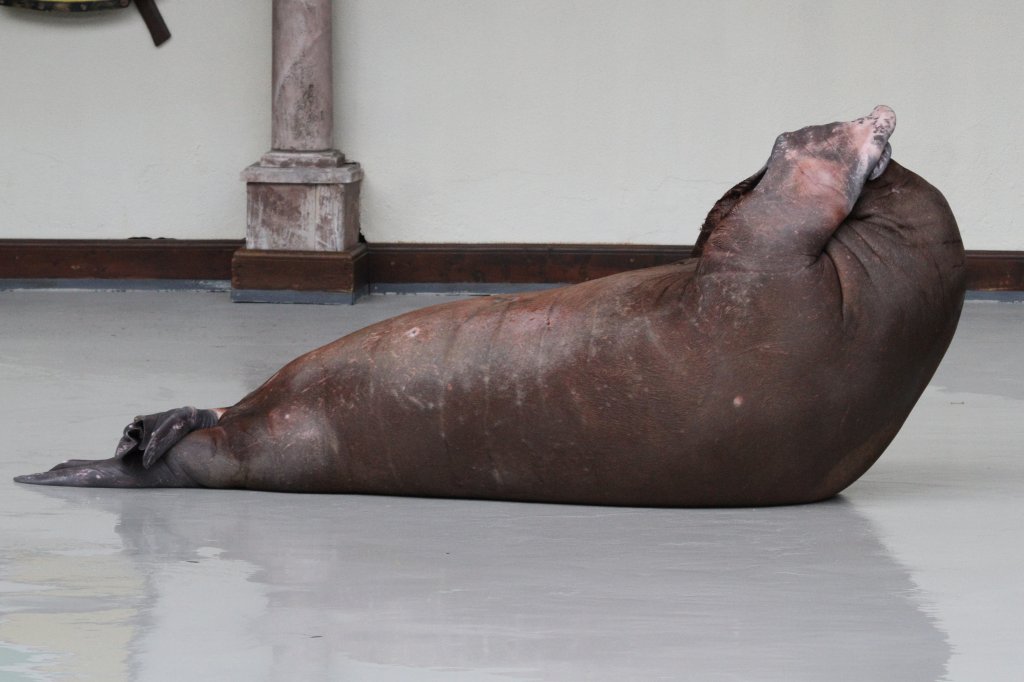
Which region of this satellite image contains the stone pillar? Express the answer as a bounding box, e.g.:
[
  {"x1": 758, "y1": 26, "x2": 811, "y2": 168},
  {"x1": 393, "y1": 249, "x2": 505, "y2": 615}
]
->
[
  {"x1": 270, "y1": 0, "x2": 333, "y2": 154},
  {"x1": 232, "y1": 0, "x2": 366, "y2": 303}
]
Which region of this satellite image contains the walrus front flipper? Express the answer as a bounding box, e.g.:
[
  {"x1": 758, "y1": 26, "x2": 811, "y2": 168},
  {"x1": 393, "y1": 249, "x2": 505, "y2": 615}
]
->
[
  {"x1": 115, "y1": 406, "x2": 219, "y2": 468},
  {"x1": 14, "y1": 454, "x2": 196, "y2": 488}
]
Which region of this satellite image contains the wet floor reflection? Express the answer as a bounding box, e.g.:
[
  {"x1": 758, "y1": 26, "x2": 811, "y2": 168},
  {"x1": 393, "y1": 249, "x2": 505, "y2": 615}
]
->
[{"x1": 3, "y1": 486, "x2": 950, "y2": 681}]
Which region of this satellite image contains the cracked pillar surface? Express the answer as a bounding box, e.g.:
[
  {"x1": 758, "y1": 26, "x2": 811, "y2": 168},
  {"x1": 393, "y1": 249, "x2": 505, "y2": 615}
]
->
[{"x1": 233, "y1": 0, "x2": 366, "y2": 303}]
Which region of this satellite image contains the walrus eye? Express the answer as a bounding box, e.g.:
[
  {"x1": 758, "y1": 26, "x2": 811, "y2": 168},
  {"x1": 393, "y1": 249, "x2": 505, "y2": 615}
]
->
[{"x1": 869, "y1": 142, "x2": 892, "y2": 181}]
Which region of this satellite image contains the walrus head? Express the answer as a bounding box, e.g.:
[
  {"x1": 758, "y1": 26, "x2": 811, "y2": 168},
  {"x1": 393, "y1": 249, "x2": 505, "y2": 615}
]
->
[
  {"x1": 693, "y1": 106, "x2": 964, "y2": 299},
  {"x1": 694, "y1": 106, "x2": 896, "y2": 259}
]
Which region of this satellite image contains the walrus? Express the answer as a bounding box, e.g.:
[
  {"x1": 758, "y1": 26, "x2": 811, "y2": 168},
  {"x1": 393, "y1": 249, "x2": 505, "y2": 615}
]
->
[{"x1": 15, "y1": 106, "x2": 967, "y2": 506}]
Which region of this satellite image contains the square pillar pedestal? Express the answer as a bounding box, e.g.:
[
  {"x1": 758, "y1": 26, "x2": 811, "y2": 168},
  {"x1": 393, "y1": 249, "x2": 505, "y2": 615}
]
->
[{"x1": 232, "y1": 156, "x2": 367, "y2": 304}]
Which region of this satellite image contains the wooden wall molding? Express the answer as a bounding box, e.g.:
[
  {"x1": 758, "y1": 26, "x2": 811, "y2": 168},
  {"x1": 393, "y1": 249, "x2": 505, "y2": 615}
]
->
[
  {"x1": 2, "y1": 239, "x2": 1022, "y2": 291},
  {"x1": 365, "y1": 243, "x2": 693, "y2": 287},
  {"x1": 0, "y1": 238, "x2": 240, "y2": 280},
  {"x1": 962, "y1": 250, "x2": 1024, "y2": 291}
]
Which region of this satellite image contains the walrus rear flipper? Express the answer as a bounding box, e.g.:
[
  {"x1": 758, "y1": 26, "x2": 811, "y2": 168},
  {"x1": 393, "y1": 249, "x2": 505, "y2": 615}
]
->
[
  {"x1": 15, "y1": 422, "x2": 236, "y2": 488},
  {"x1": 14, "y1": 407, "x2": 218, "y2": 487},
  {"x1": 115, "y1": 406, "x2": 220, "y2": 468},
  {"x1": 14, "y1": 453, "x2": 197, "y2": 488},
  {"x1": 15, "y1": 407, "x2": 222, "y2": 487}
]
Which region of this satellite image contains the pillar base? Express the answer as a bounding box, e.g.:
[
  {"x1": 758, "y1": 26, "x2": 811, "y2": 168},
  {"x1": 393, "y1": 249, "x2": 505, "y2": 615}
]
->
[
  {"x1": 241, "y1": 160, "x2": 362, "y2": 252},
  {"x1": 259, "y1": 150, "x2": 346, "y2": 169},
  {"x1": 231, "y1": 245, "x2": 368, "y2": 305},
  {"x1": 236, "y1": 152, "x2": 364, "y2": 303}
]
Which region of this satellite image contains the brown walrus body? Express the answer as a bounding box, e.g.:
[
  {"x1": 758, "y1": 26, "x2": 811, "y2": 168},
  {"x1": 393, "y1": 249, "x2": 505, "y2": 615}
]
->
[{"x1": 15, "y1": 107, "x2": 967, "y2": 506}]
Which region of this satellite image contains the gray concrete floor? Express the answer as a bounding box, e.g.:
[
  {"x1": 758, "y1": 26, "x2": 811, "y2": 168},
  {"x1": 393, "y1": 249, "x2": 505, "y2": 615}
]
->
[{"x1": 0, "y1": 290, "x2": 1021, "y2": 681}]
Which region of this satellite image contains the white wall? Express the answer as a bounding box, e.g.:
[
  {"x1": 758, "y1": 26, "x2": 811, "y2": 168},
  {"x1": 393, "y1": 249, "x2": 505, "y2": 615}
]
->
[
  {"x1": 2, "y1": 1, "x2": 1022, "y2": 249},
  {"x1": 0, "y1": 1, "x2": 270, "y2": 240}
]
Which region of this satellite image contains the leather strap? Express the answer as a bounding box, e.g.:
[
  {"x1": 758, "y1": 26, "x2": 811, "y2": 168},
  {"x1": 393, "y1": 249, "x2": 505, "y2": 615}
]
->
[{"x1": 134, "y1": 0, "x2": 170, "y2": 46}]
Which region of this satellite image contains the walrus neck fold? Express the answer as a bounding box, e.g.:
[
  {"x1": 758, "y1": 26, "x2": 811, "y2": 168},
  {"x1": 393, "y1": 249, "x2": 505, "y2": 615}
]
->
[{"x1": 692, "y1": 166, "x2": 768, "y2": 259}]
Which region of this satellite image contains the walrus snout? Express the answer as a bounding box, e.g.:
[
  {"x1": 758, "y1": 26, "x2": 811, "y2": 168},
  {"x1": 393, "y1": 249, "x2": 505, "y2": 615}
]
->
[
  {"x1": 860, "y1": 104, "x2": 896, "y2": 137},
  {"x1": 855, "y1": 105, "x2": 896, "y2": 180}
]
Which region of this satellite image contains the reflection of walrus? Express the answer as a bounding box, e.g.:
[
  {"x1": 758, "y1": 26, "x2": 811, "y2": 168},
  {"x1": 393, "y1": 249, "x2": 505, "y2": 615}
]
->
[{"x1": 15, "y1": 106, "x2": 967, "y2": 506}]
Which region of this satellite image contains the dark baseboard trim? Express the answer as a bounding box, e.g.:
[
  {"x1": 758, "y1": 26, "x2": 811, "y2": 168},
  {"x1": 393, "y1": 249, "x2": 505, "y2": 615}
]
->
[
  {"x1": 369, "y1": 282, "x2": 565, "y2": 295},
  {"x1": 963, "y1": 250, "x2": 1024, "y2": 291},
  {"x1": 0, "y1": 278, "x2": 230, "y2": 292},
  {"x1": 2, "y1": 239, "x2": 1022, "y2": 292},
  {"x1": 365, "y1": 243, "x2": 693, "y2": 286},
  {"x1": 0, "y1": 238, "x2": 241, "y2": 280}
]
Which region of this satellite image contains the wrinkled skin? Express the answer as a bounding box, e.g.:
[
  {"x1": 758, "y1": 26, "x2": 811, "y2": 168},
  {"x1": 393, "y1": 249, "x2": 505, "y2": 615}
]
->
[{"x1": 15, "y1": 106, "x2": 967, "y2": 506}]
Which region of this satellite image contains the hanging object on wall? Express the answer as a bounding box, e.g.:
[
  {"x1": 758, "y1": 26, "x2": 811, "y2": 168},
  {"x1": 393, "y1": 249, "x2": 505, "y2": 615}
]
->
[{"x1": 0, "y1": 0, "x2": 170, "y2": 46}]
